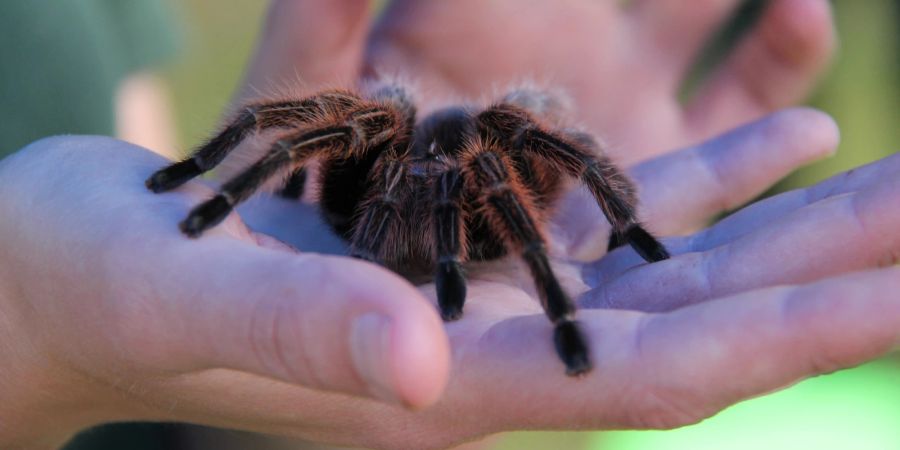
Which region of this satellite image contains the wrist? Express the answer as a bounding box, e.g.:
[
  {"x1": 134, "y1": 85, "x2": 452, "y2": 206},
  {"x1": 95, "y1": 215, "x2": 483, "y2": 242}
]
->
[
  {"x1": 0, "y1": 141, "x2": 135, "y2": 448},
  {"x1": 0, "y1": 285, "x2": 123, "y2": 449}
]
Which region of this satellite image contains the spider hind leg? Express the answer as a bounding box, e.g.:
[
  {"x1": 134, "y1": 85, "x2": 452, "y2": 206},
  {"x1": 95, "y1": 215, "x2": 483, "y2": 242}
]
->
[
  {"x1": 347, "y1": 156, "x2": 408, "y2": 262},
  {"x1": 433, "y1": 167, "x2": 468, "y2": 321},
  {"x1": 464, "y1": 146, "x2": 592, "y2": 376},
  {"x1": 612, "y1": 224, "x2": 669, "y2": 261},
  {"x1": 605, "y1": 224, "x2": 670, "y2": 262},
  {"x1": 516, "y1": 125, "x2": 670, "y2": 263},
  {"x1": 524, "y1": 244, "x2": 593, "y2": 376},
  {"x1": 278, "y1": 167, "x2": 307, "y2": 199}
]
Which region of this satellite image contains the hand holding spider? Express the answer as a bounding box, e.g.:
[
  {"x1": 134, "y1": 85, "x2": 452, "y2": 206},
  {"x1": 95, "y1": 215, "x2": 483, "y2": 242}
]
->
[
  {"x1": 203, "y1": 0, "x2": 835, "y2": 378},
  {"x1": 147, "y1": 84, "x2": 675, "y2": 375},
  {"x1": 0, "y1": 0, "x2": 867, "y2": 448},
  {"x1": 5, "y1": 111, "x2": 900, "y2": 449},
  {"x1": 179, "y1": 109, "x2": 900, "y2": 449}
]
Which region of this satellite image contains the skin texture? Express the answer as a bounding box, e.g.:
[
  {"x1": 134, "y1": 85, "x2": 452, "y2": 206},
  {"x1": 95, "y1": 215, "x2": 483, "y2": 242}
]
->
[
  {"x1": 242, "y1": 0, "x2": 836, "y2": 162},
  {"x1": 7, "y1": 113, "x2": 900, "y2": 450},
  {"x1": 4, "y1": 1, "x2": 889, "y2": 449}
]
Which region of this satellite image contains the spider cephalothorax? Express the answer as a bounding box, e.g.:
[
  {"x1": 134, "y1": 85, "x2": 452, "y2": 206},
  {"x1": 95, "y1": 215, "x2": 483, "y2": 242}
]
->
[{"x1": 146, "y1": 83, "x2": 669, "y2": 376}]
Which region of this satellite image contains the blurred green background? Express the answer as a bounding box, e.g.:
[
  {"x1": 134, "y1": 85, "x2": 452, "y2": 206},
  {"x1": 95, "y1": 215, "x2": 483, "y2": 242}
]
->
[{"x1": 156, "y1": 1, "x2": 899, "y2": 449}]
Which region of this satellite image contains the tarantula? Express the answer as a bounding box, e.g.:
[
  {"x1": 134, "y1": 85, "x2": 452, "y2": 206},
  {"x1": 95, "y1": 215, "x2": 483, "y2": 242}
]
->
[{"x1": 145, "y1": 83, "x2": 669, "y2": 376}]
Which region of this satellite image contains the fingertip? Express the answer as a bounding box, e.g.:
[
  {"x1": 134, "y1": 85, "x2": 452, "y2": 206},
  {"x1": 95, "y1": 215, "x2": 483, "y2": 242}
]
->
[
  {"x1": 181, "y1": 247, "x2": 450, "y2": 406},
  {"x1": 685, "y1": 0, "x2": 837, "y2": 134},
  {"x1": 761, "y1": 0, "x2": 836, "y2": 69},
  {"x1": 321, "y1": 257, "x2": 451, "y2": 408},
  {"x1": 263, "y1": 0, "x2": 372, "y2": 45},
  {"x1": 767, "y1": 107, "x2": 840, "y2": 159},
  {"x1": 241, "y1": 0, "x2": 373, "y2": 99},
  {"x1": 389, "y1": 298, "x2": 451, "y2": 409}
]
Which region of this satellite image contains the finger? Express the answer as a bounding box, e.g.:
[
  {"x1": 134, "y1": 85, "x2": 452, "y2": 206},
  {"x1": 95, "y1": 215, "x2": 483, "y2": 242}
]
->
[
  {"x1": 407, "y1": 268, "x2": 900, "y2": 432},
  {"x1": 630, "y1": 267, "x2": 900, "y2": 426},
  {"x1": 583, "y1": 176, "x2": 900, "y2": 311},
  {"x1": 698, "y1": 152, "x2": 900, "y2": 249},
  {"x1": 638, "y1": 108, "x2": 838, "y2": 232},
  {"x1": 628, "y1": 0, "x2": 742, "y2": 75},
  {"x1": 237, "y1": 0, "x2": 373, "y2": 101},
  {"x1": 126, "y1": 270, "x2": 900, "y2": 441},
  {"x1": 584, "y1": 147, "x2": 894, "y2": 281},
  {"x1": 114, "y1": 239, "x2": 449, "y2": 409},
  {"x1": 686, "y1": 0, "x2": 836, "y2": 138},
  {"x1": 558, "y1": 108, "x2": 837, "y2": 261}
]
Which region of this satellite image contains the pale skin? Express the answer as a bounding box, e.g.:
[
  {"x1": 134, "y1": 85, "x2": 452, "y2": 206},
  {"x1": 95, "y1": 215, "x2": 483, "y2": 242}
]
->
[{"x1": 4, "y1": 1, "x2": 897, "y2": 450}]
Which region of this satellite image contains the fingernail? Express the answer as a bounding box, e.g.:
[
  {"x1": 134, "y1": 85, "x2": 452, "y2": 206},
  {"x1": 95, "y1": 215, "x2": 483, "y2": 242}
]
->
[{"x1": 350, "y1": 313, "x2": 401, "y2": 405}]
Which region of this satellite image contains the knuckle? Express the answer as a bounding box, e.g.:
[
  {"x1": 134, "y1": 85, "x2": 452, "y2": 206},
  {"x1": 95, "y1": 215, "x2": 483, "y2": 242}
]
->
[
  {"x1": 247, "y1": 294, "x2": 322, "y2": 387},
  {"x1": 694, "y1": 147, "x2": 734, "y2": 211},
  {"x1": 627, "y1": 385, "x2": 708, "y2": 430}
]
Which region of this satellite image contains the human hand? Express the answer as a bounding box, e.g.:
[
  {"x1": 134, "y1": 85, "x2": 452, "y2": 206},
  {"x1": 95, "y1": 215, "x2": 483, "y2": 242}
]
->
[
  {"x1": 583, "y1": 142, "x2": 900, "y2": 312},
  {"x1": 237, "y1": 0, "x2": 836, "y2": 257},
  {"x1": 242, "y1": 0, "x2": 835, "y2": 164},
  {"x1": 0, "y1": 137, "x2": 449, "y2": 449},
  {"x1": 223, "y1": 110, "x2": 892, "y2": 450},
  {"x1": 0, "y1": 115, "x2": 862, "y2": 450},
  {"x1": 369, "y1": 0, "x2": 835, "y2": 164},
  {"x1": 119, "y1": 1, "x2": 885, "y2": 447}
]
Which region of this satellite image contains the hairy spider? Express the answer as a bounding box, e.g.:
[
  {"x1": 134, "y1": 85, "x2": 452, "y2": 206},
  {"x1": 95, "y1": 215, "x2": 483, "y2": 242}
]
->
[{"x1": 145, "y1": 83, "x2": 669, "y2": 376}]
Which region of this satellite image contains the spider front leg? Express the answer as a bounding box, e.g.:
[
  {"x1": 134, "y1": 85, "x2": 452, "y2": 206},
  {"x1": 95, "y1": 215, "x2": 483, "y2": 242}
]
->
[
  {"x1": 279, "y1": 167, "x2": 308, "y2": 199},
  {"x1": 146, "y1": 91, "x2": 361, "y2": 193},
  {"x1": 433, "y1": 168, "x2": 468, "y2": 321},
  {"x1": 517, "y1": 127, "x2": 670, "y2": 262},
  {"x1": 464, "y1": 147, "x2": 591, "y2": 376},
  {"x1": 347, "y1": 154, "x2": 409, "y2": 261},
  {"x1": 180, "y1": 126, "x2": 351, "y2": 237}
]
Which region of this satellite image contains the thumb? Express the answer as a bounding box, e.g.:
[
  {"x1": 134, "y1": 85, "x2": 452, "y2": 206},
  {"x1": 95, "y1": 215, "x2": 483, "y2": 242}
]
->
[
  {"x1": 237, "y1": 0, "x2": 373, "y2": 101},
  {"x1": 148, "y1": 239, "x2": 450, "y2": 409}
]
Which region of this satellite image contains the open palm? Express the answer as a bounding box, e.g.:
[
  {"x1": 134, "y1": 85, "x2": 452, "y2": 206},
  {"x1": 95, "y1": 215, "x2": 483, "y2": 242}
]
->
[{"x1": 222, "y1": 108, "x2": 900, "y2": 449}]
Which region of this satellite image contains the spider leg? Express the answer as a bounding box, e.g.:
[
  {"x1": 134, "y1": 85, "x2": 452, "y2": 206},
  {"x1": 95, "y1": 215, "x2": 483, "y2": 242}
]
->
[
  {"x1": 607, "y1": 230, "x2": 628, "y2": 252},
  {"x1": 180, "y1": 125, "x2": 352, "y2": 237},
  {"x1": 278, "y1": 167, "x2": 308, "y2": 199},
  {"x1": 517, "y1": 127, "x2": 670, "y2": 262},
  {"x1": 433, "y1": 167, "x2": 468, "y2": 321},
  {"x1": 347, "y1": 153, "x2": 409, "y2": 262},
  {"x1": 146, "y1": 92, "x2": 361, "y2": 193},
  {"x1": 464, "y1": 146, "x2": 591, "y2": 376}
]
